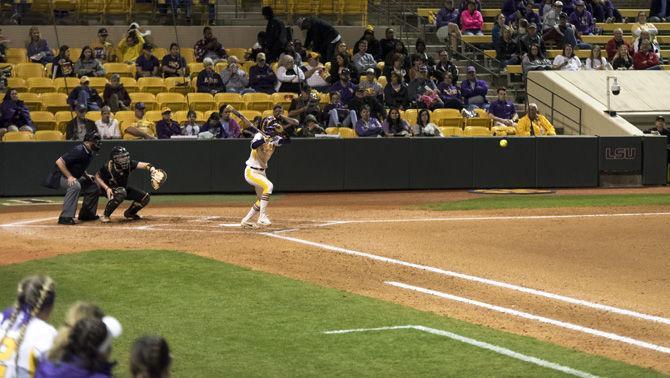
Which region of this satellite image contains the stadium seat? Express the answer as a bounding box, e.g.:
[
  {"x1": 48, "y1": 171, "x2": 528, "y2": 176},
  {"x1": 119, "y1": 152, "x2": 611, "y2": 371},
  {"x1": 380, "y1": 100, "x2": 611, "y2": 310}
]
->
[
  {"x1": 129, "y1": 92, "x2": 158, "y2": 110},
  {"x1": 16, "y1": 63, "x2": 45, "y2": 78},
  {"x1": 6, "y1": 48, "x2": 27, "y2": 64},
  {"x1": 272, "y1": 92, "x2": 297, "y2": 109},
  {"x1": 153, "y1": 48, "x2": 168, "y2": 61},
  {"x1": 55, "y1": 111, "x2": 76, "y2": 133},
  {"x1": 473, "y1": 108, "x2": 489, "y2": 118},
  {"x1": 85, "y1": 111, "x2": 102, "y2": 122},
  {"x1": 7, "y1": 78, "x2": 28, "y2": 93},
  {"x1": 2, "y1": 131, "x2": 34, "y2": 141},
  {"x1": 41, "y1": 93, "x2": 70, "y2": 112},
  {"x1": 241, "y1": 61, "x2": 253, "y2": 75},
  {"x1": 439, "y1": 126, "x2": 464, "y2": 137},
  {"x1": 87, "y1": 77, "x2": 108, "y2": 92},
  {"x1": 402, "y1": 109, "x2": 418, "y2": 123},
  {"x1": 438, "y1": 117, "x2": 464, "y2": 128},
  {"x1": 187, "y1": 63, "x2": 204, "y2": 78},
  {"x1": 34, "y1": 130, "x2": 65, "y2": 141},
  {"x1": 244, "y1": 93, "x2": 273, "y2": 112},
  {"x1": 231, "y1": 110, "x2": 261, "y2": 125},
  {"x1": 53, "y1": 77, "x2": 80, "y2": 93},
  {"x1": 120, "y1": 77, "x2": 139, "y2": 93},
  {"x1": 30, "y1": 111, "x2": 58, "y2": 131},
  {"x1": 215, "y1": 93, "x2": 245, "y2": 110},
  {"x1": 226, "y1": 48, "x2": 247, "y2": 62},
  {"x1": 261, "y1": 110, "x2": 287, "y2": 118},
  {"x1": 466, "y1": 117, "x2": 492, "y2": 128},
  {"x1": 165, "y1": 77, "x2": 191, "y2": 94},
  {"x1": 187, "y1": 93, "x2": 216, "y2": 112},
  {"x1": 145, "y1": 110, "x2": 163, "y2": 123},
  {"x1": 103, "y1": 63, "x2": 134, "y2": 78},
  {"x1": 214, "y1": 62, "x2": 228, "y2": 73},
  {"x1": 433, "y1": 108, "x2": 462, "y2": 119},
  {"x1": 17, "y1": 93, "x2": 42, "y2": 111},
  {"x1": 156, "y1": 92, "x2": 188, "y2": 111},
  {"x1": 180, "y1": 48, "x2": 196, "y2": 64},
  {"x1": 115, "y1": 111, "x2": 137, "y2": 124},
  {"x1": 27, "y1": 77, "x2": 55, "y2": 93},
  {"x1": 318, "y1": 93, "x2": 330, "y2": 104},
  {"x1": 338, "y1": 127, "x2": 357, "y2": 138},
  {"x1": 464, "y1": 126, "x2": 492, "y2": 136},
  {"x1": 138, "y1": 77, "x2": 167, "y2": 94}
]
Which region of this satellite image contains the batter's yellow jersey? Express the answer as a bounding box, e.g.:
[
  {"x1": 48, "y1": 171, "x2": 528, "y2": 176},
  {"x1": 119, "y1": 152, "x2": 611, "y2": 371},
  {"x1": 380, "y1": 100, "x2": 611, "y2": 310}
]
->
[
  {"x1": 0, "y1": 311, "x2": 57, "y2": 378},
  {"x1": 245, "y1": 133, "x2": 276, "y2": 170}
]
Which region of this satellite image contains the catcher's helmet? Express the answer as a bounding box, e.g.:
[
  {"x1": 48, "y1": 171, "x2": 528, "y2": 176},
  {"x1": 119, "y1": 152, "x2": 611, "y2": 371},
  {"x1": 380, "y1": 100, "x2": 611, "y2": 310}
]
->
[
  {"x1": 261, "y1": 116, "x2": 279, "y2": 137},
  {"x1": 83, "y1": 131, "x2": 102, "y2": 151},
  {"x1": 110, "y1": 146, "x2": 131, "y2": 170}
]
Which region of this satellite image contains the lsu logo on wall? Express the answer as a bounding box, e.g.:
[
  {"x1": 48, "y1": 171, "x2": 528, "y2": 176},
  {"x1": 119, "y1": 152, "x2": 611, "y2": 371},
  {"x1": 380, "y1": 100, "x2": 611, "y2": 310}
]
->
[{"x1": 604, "y1": 147, "x2": 637, "y2": 160}]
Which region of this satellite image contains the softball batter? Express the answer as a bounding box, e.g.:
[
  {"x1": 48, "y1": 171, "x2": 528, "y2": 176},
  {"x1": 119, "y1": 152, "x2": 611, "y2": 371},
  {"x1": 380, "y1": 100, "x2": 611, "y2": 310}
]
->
[{"x1": 241, "y1": 117, "x2": 288, "y2": 228}]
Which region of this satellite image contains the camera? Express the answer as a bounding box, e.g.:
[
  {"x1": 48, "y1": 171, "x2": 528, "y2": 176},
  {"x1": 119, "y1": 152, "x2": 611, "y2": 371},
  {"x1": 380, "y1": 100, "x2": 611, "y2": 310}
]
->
[{"x1": 611, "y1": 78, "x2": 620, "y2": 96}]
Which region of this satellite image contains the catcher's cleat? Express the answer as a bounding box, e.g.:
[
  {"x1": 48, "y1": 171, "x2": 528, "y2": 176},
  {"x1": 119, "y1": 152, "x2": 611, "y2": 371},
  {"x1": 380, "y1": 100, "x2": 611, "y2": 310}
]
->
[
  {"x1": 100, "y1": 215, "x2": 111, "y2": 223},
  {"x1": 257, "y1": 214, "x2": 272, "y2": 227},
  {"x1": 124, "y1": 210, "x2": 142, "y2": 220},
  {"x1": 241, "y1": 221, "x2": 258, "y2": 229}
]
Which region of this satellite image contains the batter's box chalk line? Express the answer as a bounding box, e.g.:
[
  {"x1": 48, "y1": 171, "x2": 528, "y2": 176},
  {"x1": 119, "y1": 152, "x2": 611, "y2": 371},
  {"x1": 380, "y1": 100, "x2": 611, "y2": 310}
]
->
[{"x1": 322, "y1": 325, "x2": 597, "y2": 378}]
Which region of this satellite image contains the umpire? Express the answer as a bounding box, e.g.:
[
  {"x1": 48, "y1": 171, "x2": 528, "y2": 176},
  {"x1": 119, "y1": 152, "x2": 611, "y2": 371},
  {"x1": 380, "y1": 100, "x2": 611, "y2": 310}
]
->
[
  {"x1": 299, "y1": 17, "x2": 341, "y2": 64},
  {"x1": 48, "y1": 131, "x2": 101, "y2": 225}
]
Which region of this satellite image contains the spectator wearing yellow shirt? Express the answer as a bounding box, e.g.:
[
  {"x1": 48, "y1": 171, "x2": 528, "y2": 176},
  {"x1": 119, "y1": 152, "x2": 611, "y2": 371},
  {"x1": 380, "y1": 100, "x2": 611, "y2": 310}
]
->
[
  {"x1": 117, "y1": 29, "x2": 145, "y2": 64},
  {"x1": 121, "y1": 102, "x2": 156, "y2": 139},
  {"x1": 516, "y1": 103, "x2": 557, "y2": 136}
]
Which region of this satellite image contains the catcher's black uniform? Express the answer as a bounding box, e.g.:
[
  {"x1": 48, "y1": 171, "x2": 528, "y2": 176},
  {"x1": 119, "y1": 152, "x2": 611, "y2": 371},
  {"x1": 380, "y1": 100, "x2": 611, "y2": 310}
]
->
[{"x1": 98, "y1": 155, "x2": 150, "y2": 219}]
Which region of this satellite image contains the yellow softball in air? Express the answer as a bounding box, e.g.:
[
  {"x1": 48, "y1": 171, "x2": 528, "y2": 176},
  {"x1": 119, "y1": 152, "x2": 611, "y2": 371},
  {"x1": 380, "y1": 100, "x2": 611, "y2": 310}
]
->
[{"x1": 499, "y1": 139, "x2": 508, "y2": 148}]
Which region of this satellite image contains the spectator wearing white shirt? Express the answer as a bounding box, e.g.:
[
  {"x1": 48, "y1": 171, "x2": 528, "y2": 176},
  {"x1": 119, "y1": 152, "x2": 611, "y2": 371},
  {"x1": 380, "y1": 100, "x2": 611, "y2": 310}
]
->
[
  {"x1": 302, "y1": 52, "x2": 330, "y2": 91},
  {"x1": 584, "y1": 45, "x2": 611, "y2": 70},
  {"x1": 95, "y1": 106, "x2": 121, "y2": 139},
  {"x1": 352, "y1": 39, "x2": 377, "y2": 75},
  {"x1": 552, "y1": 44, "x2": 582, "y2": 71},
  {"x1": 182, "y1": 110, "x2": 201, "y2": 136},
  {"x1": 275, "y1": 54, "x2": 305, "y2": 93}
]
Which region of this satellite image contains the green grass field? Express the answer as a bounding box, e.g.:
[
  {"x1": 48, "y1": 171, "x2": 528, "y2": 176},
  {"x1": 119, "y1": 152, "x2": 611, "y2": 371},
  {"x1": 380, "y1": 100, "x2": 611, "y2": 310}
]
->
[{"x1": 0, "y1": 251, "x2": 662, "y2": 377}]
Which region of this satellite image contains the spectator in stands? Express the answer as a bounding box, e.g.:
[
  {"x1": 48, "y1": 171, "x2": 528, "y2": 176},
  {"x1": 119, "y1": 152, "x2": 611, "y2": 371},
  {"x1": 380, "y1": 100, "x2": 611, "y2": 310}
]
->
[
  {"x1": 519, "y1": 23, "x2": 547, "y2": 56},
  {"x1": 569, "y1": 0, "x2": 596, "y2": 39},
  {"x1": 92, "y1": 28, "x2": 114, "y2": 63},
  {"x1": 349, "y1": 85, "x2": 386, "y2": 122},
  {"x1": 436, "y1": 0, "x2": 462, "y2": 51},
  {"x1": 543, "y1": 12, "x2": 589, "y2": 50},
  {"x1": 408, "y1": 65, "x2": 439, "y2": 107},
  {"x1": 275, "y1": 55, "x2": 305, "y2": 93},
  {"x1": 408, "y1": 55, "x2": 425, "y2": 82},
  {"x1": 650, "y1": 0, "x2": 670, "y2": 22},
  {"x1": 633, "y1": 30, "x2": 661, "y2": 60},
  {"x1": 437, "y1": 71, "x2": 464, "y2": 110},
  {"x1": 279, "y1": 41, "x2": 303, "y2": 67},
  {"x1": 155, "y1": 108, "x2": 180, "y2": 139},
  {"x1": 412, "y1": 109, "x2": 441, "y2": 137},
  {"x1": 522, "y1": 43, "x2": 552, "y2": 72},
  {"x1": 542, "y1": 1, "x2": 563, "y2": 32},
  {"x1": 355, "y1": 104, "x2": 385, "y2": 137},
  {"x1": 214, "y1": 105, "x2": 242, "y2": 139},
  {"x1": 540, "y1": 0, "x2": 554, "y2": 16},
  {"x1": 26, "y1": 27, "x2": 53, "y2": 65},
  {"x1": 509, "y1": 2, "x2": 542, "y2": 29},
  {"x1": 334, "y1": 41, "x2": 352, "y2": 61},
  {"x1": 0, "y1": 29, "x2": 7, "y2": 63},
  {"x1": 299, "y1": 17, "x2": 341, "y2": 64},
  {"x1": 379, "y1": 28, "x2": 400, "y2": 64},
  {"x1": 199, "y1": 112, "x2": 220, "y2": 138},
  {"x1": 103, "y1": 74, "x2": 131, "y2": 112},
  {"x1": 497, "y1": 26, "x2": 521, "y2": 69},
  {"x1": 0, "y1": 88, "x2": 33, "y2": 134},
  {"x1": 272, "y1": 104, "x2": 300, "y2": 136},
  {"x1": 130, "y1": 336, "x2": 171, "y2": 378},
  {"x1": 488, "y1": 87, "x2": 518, "y2": 126},
  {"x1": 461, "y1": 0, "x2": 484, "y2": 35},
  {"x1": 323, "y1": 91, "x2": 352, "y2": 127},
  {"x1": 492, "y1": 13, "x2": 506, "y2": 50},
  {"x1": 644, "y1": 116, "x2": 670, "y2": 162},
  {"x1": 249, "y1": 53, "x2": 276, "y2": 94},
  {"x1": 383, "y1": 53, "x2": 409, "y2": 83},
  {"x1": 67, "y1": 76, "x2": 102, "y2": 111},
  {"x1": 611, "y1": 44, "x2": 634, "y2": 69},
  {"x1": 384, "y1": 40, "x2": 409, "y2": 70},
  {"x1": 303, "y1": 53, "x2": 330, "y2": 92},
  {"x1": 329, "y1": 53, "x2": 355, "y2": 85},
  {"x1": 162, "y1": 43, "x2": 187, "y2": 78},
  {"x1": 435, "y1": 49, "x2": 458, "y2": 86},
  {"x1": 301, "y1": 114, "x2": 326, "y2": 137},
  {"x1": 36, "y1": 317, "x2": 117, "y2": 377},
  {"x1": 123, "y1": 102, "x2": 157, "y2": 139},
  {"x1": 330, "y1": 68, "x2": 357, "y2": 105},
  {"x1": 197, "y1": 57, "x2": 225, "y2": 94},
  {"x1": 289, "y1": 87, "x2": 322, "y2": 125},
  {"x1": 74, "y1": 46, "x2": 105, "y2": 78},
  {"x1": 632, "y1": 11, "x2": 658, "y2": 38},
  {"x1": 53, "y1": 45, "x2": 76, "y2": 79},
  {"x1": 194, "y1": 27, "x2": 226, "y2": 63},
  {"x1": 66, "y1": 104, "x2": 97, "y2": 141},
  {"x1": 553, "y1": 43, "x2": 582, "y2": 70},
  {"x1": 135, "y1": 43, "x2": 160, "y2": 79},
  {"x1": 220, "y1": 56, "x2": 251, "y2": 94},
  {"x1": 384, "y1": 72, "x2": 409, "y2": 109},
  {"x1": 502, "y1": 0, "x2": 525, "y2": 18},
  {"x1": 118, "y1": 29, "x2": 144, "y2": 64},
  {"x1": 354, "y1": 26, "x2": 382, "y2": 61},
  {"x1": 181, "y1": 110, "x2": 201, "y2": 136},
  {"x1": 606, "y1": 28, "x2": 633, "y2": 61},
  {"x1": 634, "y1": 40, "x2": 661, "y2": 70},
  {"x1": 352, "y1": 39, "x2": 378, "y2": 76},
  {"x1": 516, "y1": 103, "x2": 556, "y2": 135},
  {"x1": 412, "y1": 38, "x2": 436, "y2": 70},
  {"x1": 95, "y1": 106, "x2": 120, "y2": 139},
  {"x1": 460, "y1": 66, "x2": 489, "y2": 110},
  {"x1": 586, "y1": 0, "x2": 621, "y2": 23},
  {"x1": 585, "y1": 45, "x2": 611, "y2": 70},
  {"x1": 359, "y1": 68, "x2": 383, "y2": 101},
  {"x1": 263, "y1": 6, "x2": 288, "y2": 63},
  {"x1": 382, "y1": 108, "x2": 411, "y2": 136},
  {"x1": 246, "y1": 31, "x2": 265, "y2": 62}
]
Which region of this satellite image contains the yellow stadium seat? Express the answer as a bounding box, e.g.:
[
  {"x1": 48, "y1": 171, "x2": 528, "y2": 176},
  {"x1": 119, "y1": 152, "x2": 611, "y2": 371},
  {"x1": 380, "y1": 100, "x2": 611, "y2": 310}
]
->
[
  {"x1": 34, "y1": 130, "x2": 65, "y2": 141},
  {"x1": 174, "y1": 110, "x2": 204, "y2": 123},
  {"x1": 466, "y1": 117, "x2": 492, "y2": 128},
  {"x1": 272, "y1": 92, "x2": 297, "y2": 109},
  {"x1": 214, "y1": 62, "x2": 228, "y2": 73},
  {"x1": 319, "y1": 93, "x2": 330, "y2": 104},
  {"x1": 464, "y1": 126, "x2": 492, "y2": 136},
  {"x1": 41, "y1": 92, "x2": 70, "y2": 112},
  {"x1": 17, "y1": 92, "x2": 42, "y2": 111},
  {"x1": 439, "y1": 126, "x2": 464, "y2": 137},
  {"x1": 243, "y1": 93, "x2": 272, "y2": 111},
  {"x1": 261, "y1": 110, "x2": 287, "y2": 118},
  {"x1": 214, "y1": 93, "x2": 245, "y2": 110},
  {"x1": 120, "y1": 77, "x2": 139, "y2": 93},
  {"x1": 115, "y1": 111, "x2": 137, "y2": 124},
  {"x1": 153, "y1": 48, "x2": 168, "y2": 61},
  {"x1": 186, "y1": 93, "x2": 215, "y2": 112},
  {"x1": 325, "y1": 127, "x2": 339, "y2": 135},
  {"x1": 433, "y1": 108, "x2": 462, "y2": 118},
  {"x1": 156, "y1": 92, "x2": 187, "y2": 111},
  {"x1": 85, "y1": 111, "x2": 103, "y2": 122},
  {"x1": 16, "y1": 63, "x2": 45, "y2": 78},
  {"x1": 66, "y1": 48, "x2": 83, "y2": 61},
  {"x1": 7, "y1": 78, "x2": 28, "y2": 92},
  {"x1": 402, "y1": 109, "x2": 418, "y2": 123},
  {"x1": 87, "y1": 77, "x2": 108, "y2": 92},
  {"x1": 226, "y1": 48, "x2": 247, "y2": 62},
  {"x1": 55, "y1": 111, "x2": 75, "y2": 133},
  {"x1": 474, "y1": 108, "x2": 489, "y2": 118},
  {"x1": 165, "y1": 77, "x2": 191, "y2": 94},
  {"x1": 145, "y1": 110, "x2": 163, "y2": 123},
  {"x1": 438, "y1": 117, "x2": 463, "y2": 128},
  {"x1": 180, "y1": 48, "x2": 196, "y2": 64},
  {"x1": 138, "y1": 77, "x2": 167, "y2": 94},
  {"x1": 104, "y1": 63, "x2": 134, "y2": 78},
  {"x1": 6, "y1": 48, "x2": 27, "y2": 64},
  {"x1": 129, "y1": 92, "x2": 158, "y2": 110},
  {"x1": 27, "y1": 77, "x2": 55, "y2": 93},
  {"x1": 53, "y1": 77, "x2": 80, "y2": 93},
  {"x1": 491, "y1": 125, "x2": 517, "y2": 137},
  {"x1": 30, "y1": 111, "x2": 58, "y2": 131},
  {"x1": 338, "y1": 127, "x2": 357, "y2": 138},
  {"x1": 2, "y1": 131, "x2": 33, "y2": 141},
  {"x1": 188, "y1": 63, "x2": 204, "y2": 78},
  {"x1": 241, "y1": 61, "x2": 253, "y2": 75}
]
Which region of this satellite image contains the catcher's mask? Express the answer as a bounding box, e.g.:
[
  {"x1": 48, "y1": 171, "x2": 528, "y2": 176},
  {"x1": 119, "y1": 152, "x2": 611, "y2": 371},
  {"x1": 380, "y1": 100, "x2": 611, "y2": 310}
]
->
[
  {"x1": 83, "y1": 131, "x2": 102, "y2": 151},
  {"x1": 261, "y1": 116, "x2": 281, "y2": 137},
  {"x1": 110, "y1": 146, "x2": 131, "y2": 170}
]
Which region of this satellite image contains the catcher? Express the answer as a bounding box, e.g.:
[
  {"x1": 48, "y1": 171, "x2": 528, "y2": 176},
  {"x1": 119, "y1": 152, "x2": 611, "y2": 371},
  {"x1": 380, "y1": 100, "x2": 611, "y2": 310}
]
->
[
  {"x1": 94, "y1": 146, "x2": 167, "y2": 223},
  {"x1": 240, "y1": 116, "x2": 289, "y2": 228}
]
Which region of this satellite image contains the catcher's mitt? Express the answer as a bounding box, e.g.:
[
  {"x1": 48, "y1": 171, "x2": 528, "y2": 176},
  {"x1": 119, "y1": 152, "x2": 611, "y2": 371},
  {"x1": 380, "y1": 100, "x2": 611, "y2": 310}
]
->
[{"x1": 150, "y1": 167, "x2": 167, "y2": 190}]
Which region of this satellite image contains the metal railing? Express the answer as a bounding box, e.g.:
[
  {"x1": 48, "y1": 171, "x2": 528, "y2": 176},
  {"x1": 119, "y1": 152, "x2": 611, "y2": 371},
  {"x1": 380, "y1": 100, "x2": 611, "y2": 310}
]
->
[{"x1": 526, "y1": 75, "x2": 583, "y2": 135}]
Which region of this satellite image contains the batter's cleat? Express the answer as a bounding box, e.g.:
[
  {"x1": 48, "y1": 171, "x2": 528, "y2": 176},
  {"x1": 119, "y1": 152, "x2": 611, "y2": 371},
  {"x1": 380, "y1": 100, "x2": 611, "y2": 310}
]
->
[
  {"x1": 123, "y1": 211, "x2": 142, "y2": 221},
  {"x1": 241, "y1": 221, "x2": 258, "y2": 229},
  {"x1": 257, "y1": 214, "x2": 272, "y2": 227},
  {"x1": 100, "y1": 215, "x2": 111, "y2": 223},
  {"x1": 58, "y1": 217, "x2": 75, "y2": 225}
]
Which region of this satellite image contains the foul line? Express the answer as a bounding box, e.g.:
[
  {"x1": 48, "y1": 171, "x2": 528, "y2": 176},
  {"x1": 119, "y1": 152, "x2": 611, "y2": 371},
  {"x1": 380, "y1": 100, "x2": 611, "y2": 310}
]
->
[
  {"x1": 323, "y1": 325, "x2": 597, "y2": 378},
  {"x1": 387, "y1": 281, "x2": 670, "y2": 355},
  {"x1": 261, "y1": 232, "x2": 670, "y2": 326}
]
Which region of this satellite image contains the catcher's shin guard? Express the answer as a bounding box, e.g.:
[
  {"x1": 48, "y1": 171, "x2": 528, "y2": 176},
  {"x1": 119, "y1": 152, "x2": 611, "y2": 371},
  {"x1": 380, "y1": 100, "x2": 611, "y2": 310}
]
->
[
  {"x1": 104, "y1": 187, "x2": 127, "y2": 217},
  {"x1": 125, "y1": 192, "x2": 150, "y2": 217}
]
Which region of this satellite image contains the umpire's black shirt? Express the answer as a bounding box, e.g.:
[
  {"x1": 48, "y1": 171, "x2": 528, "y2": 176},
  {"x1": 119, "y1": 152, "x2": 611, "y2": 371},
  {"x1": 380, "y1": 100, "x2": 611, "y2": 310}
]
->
[{"x1": 60, "y1": 144, "x2": 93, "y2": 179}]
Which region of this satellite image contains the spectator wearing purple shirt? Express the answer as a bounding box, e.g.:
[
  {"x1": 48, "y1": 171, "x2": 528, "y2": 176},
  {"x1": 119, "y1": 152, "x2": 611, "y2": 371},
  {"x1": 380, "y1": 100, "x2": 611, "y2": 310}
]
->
[
  {"x1": 435, "y1": 0, "x2": 462, "y2": 51},
  {"x1": 213, "y1": 104, "x2": 242, "y2": 138},
  {"x1": 460, "y1": 66, "x2": 489, "y2": 110},
  {"x1": 487, "y1": 87, "x2": 518, "y2": 126},
  {"x1": 508, "y1": 2, "x2": 542, "y2": 27},
  {"x1": 329, "y1": 68, "x2": 357, "y2": 105},
  {"x1": 156, "y1": 108, "x2": 181, "y2": 139},
  {"x1": 135, "y1": 43, "x2": 160, "y2": 79},
  {"x1": 355, "y1": 104, "x2": 385, "y2": 137},
  {"x1": 382, "y1": 107, "x2": 411, "y2": 136},
  {"x1": 436, "y1": 71, "x2": 463, "y2": 110},
  {"x1": 501, "y1": 0, "x2": 526, "y2": 18},
  {"x1": 569, "y1": 0, "x2": 595, "y2": 37}
]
